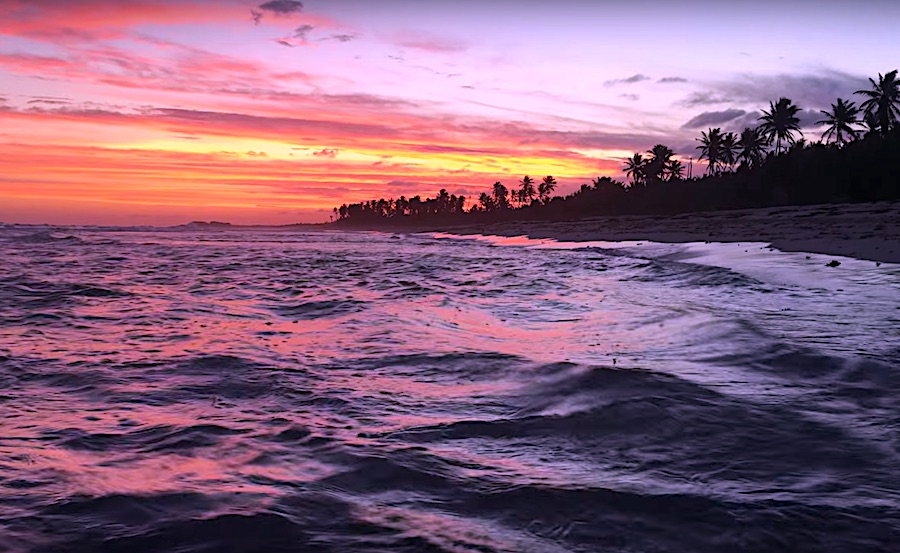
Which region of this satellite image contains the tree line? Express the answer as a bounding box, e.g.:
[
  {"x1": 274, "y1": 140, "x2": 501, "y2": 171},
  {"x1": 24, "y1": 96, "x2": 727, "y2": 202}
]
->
[{"x1": 332, "y1": 70, "x2": 899, "y2": 226}]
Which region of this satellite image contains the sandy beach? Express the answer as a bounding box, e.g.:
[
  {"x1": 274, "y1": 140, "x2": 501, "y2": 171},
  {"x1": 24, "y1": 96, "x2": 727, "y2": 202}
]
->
[{"x1": 443, "y1": 201, "x2": 900, "y2": 264}]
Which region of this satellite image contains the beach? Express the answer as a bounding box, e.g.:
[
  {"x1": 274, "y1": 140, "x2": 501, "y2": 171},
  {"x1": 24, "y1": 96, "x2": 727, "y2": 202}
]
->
[{"x1": 444, "y1": 201, "x2": 900, "y2": 264}]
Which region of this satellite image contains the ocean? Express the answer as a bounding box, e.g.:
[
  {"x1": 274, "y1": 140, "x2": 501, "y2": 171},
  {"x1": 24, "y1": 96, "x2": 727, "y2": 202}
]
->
[{"x1": 1, "y1": 227, "x2": 898, "y2": 552}]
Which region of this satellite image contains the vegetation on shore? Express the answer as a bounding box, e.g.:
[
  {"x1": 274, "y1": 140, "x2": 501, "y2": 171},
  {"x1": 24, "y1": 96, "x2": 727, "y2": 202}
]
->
[{"x1": 331, "y1": 70, "x2": 900, "y2": 227}]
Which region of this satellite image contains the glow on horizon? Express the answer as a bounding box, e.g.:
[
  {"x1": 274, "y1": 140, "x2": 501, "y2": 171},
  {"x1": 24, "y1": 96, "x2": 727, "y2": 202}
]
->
[{"x1": 1, "y1": 0, "x2": 898, "y2": 225}]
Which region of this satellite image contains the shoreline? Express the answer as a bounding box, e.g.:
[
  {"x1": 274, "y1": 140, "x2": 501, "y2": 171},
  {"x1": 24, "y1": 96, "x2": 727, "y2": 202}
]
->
[{"x1": 435, "y1": 201, "x2": 900, "y2": 264}]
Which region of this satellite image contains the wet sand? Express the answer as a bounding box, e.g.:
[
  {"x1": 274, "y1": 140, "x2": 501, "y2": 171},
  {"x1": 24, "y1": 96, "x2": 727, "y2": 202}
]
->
[{"x1": 443, "y1": 201, "x2": 900, "y2": 264}]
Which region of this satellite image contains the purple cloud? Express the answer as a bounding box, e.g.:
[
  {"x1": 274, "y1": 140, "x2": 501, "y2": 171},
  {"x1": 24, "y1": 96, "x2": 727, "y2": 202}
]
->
[
  {"x1": 253, "y1": 1, "x2": 303, "y2": 24},
  {"x1": 682, "y1": 108, "x2": 747, "y2": 129},
  {"x1": 604, "y1": 74, "x2": 651, "y2": 87},
  {"x1": 259, "y1": 1, "x2": 303, "y2": 15}
]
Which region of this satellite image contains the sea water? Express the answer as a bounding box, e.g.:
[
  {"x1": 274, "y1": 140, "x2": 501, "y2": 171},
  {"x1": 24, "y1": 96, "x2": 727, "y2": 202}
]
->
[{"x1": 1, "y1": 227, "x2": 898, "y2": 552}]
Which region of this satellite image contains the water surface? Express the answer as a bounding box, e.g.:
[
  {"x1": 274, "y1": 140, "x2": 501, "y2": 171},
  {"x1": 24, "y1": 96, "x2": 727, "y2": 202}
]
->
[{"x1": 1, "y1": 228, "x2": 898, "y2": 552}]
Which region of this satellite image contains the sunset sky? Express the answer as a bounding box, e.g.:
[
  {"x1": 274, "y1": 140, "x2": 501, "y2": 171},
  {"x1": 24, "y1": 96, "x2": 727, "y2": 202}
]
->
[{"x1": 2, "y1": 0, "x2": 898, "y2": 225}]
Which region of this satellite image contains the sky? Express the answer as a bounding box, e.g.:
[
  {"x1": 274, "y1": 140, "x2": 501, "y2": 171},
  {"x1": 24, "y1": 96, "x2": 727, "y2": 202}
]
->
[{"x1": 1, "y1": 0, "x2": 898, "y2": 225}]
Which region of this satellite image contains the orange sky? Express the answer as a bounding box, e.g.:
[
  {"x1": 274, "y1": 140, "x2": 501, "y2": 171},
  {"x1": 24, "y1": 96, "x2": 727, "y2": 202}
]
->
[{"x1": 2, "y1": 0, "x2": 897, "y2": 225}]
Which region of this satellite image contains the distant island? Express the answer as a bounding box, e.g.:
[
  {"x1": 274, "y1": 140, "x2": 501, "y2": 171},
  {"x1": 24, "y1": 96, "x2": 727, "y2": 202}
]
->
[{"x1": 329, "y1": 70, "x2": 900, "y2": 230}]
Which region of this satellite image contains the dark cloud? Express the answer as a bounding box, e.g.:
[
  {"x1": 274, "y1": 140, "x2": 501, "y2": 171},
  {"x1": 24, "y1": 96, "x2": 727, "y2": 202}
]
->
[
  {"x1": 658, "y1": 76, "x2": 687, "y2": 84},
  {"x1": 329, "y1": 34, "x2": 356, "y2": 43},
  {"x1": 713, "y1": 70, "x2": 869, "y2": 111},
  {"x1": 619, "y1": 93, "x2": 639, "y2": 101},
  {"x1": 246, "y1": 150, "x2": 269, "y2": 157},
  {"x1": 312, "y1": 148, "x2": 339, "y2": 158},
  {"x1": 679, "y1": 91, "x2": 731, "y2": 107},
  {"x1": 274, "y1": 39, "x2": 293, "y2": 48},
  {"x1": 293, "y1": 24, "x2": 315, "y2": 40},
  {"x1": 253, "y1": 1, "x2": 303, "y2": 24},
  {"x1": 604, "y1": 74, "x2": 651, "y2": 87},
  {"x1": 27, "y1": 98, "x2": 72, "y2": 106},
  {"x1": 798, "y1": 108, "x2": 824, "y2": 129},
  {"x1": 259, "y1": 1, "x2": 303, "y2": 15},
  {"x1": 682, "y1": 108, "x2": 747, "y2": 129},
  {"x1": 727, "y1": 110, "x2": 764, "y2": 132}
]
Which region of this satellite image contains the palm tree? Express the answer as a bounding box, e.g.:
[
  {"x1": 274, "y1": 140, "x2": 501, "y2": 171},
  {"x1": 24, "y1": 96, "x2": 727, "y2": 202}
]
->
[
  {"x1": 395, "y1": 195, "x2": 409, "y2": 216},
  {"x1": 721, "y1": 132, "x2": 738, "y2": 172},
  {"x1": 737, "y1": 127, "x2": 768, "y2": 170},
  {"x1": 665, "y1": 159, "x2": 685, "y2": 180},
  {"x1": 759, "y1": 97, "x2": 803, "y2": 154},
  {"x1": 508, "y1": 184, "x2": 521, "y2": 207},
  {"x1": 492, "y1": 181, "x2": 510, "y2": 209},
  {"x1": 437, "y1": 189, "x2": 451, "y2": 213},
  {"x1": 817, "y1": 98, "x2": 861, "y2": 146},
  {"x1": 538, "y1": 176, "x2": 557, "y2": 203},
  {"x1": 696, "y1": 128, "x2": 725, "y2": 175},
  {"x1": 592, "y1": 176, "x2": 616, "y2": 191},
  {"x1": 519, "y1": 176, "x2": 536, "y2": 205},
  {"x1": 478, "y1": 192, "x2": 495, "y2": 211},
  {"x1": 863, "y1": 111, "x2": 880, "y2": 137},
  {"x1": 623, "y1": 153, "x2": 647, "y2": 185},
  {"x1": 855, "y1": 70, "x2": 900, "y2": 137},
  {"x1": 645, "y1": 144, "x2": 673, "y2": 182}
]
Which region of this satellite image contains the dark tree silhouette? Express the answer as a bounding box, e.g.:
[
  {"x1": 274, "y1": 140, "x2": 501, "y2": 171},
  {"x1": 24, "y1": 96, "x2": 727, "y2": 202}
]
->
[
  {"x1": 519, "y1": 176, "x2": 536, "y2": 205},
  {"x1": 737, "y1": 127, "x2": 769, "y2": 170},
  {"x1": 666, "y1": 159, "x2": 685, "y2": 180},
  {"x1": 759, "y1": 97, "x2": 803, "y2": 154},
  {"x1": 645, "y1": 144, "x2": 673, "y2": 182},
  {"x1": 696, "y1": 128, "x2": 725, "y2": 175},
  {"x1": 538, "y1": 175, "x2": 557, "y2": 204},
  {"x1": 477, "y1": 191, "x2": 495, "y2": 211},
  {"x1": 863, "y1": 111, "x2": 881, "y2": 137},
  {"x1": 721, "y1": 132, "x2": 738, "y2": 172},
  {"x1": 817, "y1": 98, "x2": 861, "y2": 146},
  {"x1": 624, "y1": 153, "x2": 647, "y2": 185},
  {"x1": 855, "y1": 69, "x2": 900, "y2": 137},
  {"x1": 492, "y1": 181, "x2": 511, "y2": 209}
]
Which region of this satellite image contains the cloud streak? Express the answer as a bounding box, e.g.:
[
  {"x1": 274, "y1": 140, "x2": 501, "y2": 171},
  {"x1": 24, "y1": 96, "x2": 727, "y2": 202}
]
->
[
  {"x1": 682, "y1": 108, "x2": 746, "y2": 129},
  {"x1": 604, "y1": 74, "x2": 651, "y2": 87}
]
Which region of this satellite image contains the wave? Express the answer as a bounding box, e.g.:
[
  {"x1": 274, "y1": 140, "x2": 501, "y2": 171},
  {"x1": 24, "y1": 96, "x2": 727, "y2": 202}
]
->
[
  {"x1": 6, "y1": 230, "x2": 85, "y2": 245},
  {"x1": 264, "y1": 299, "x2": 366, "y2": 320}
]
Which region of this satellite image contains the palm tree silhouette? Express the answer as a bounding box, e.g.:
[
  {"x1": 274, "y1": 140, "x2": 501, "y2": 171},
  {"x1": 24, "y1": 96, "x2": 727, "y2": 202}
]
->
[
  {"x1": 696, "y1": 128, "x2": 725, "y2": 175},
  {"x1": 492, "y1": 181, "x2": 511, "y2": 209},
  {"x1": 759, "y1": 97, "x2": 803, "y2": 154},
  {"x1": 817, "y1": 98, "x2": 861, "y2": 146},
  {"x1": 665, "y1": 159, "x2": 685, "y2": 180},
  {"x1": 645, "y1": 144, "x2": 673, "y2": 182},
  {"x1": 855, "y1": 70, "x2": 900, "y2": 137},
  {"x1": 721, "y1": 132, "x2": 738, "y2": 172},
  {"x1": 519, "y1": 176, "x2": 536, "y2": 205},
  {"x1": 538, "y1": 176, "x2": 557, "y2": 203},
  {"x1": 624, "y1": 153, "x2": 647, "y2": 185},
  {"x1": 737, "y1": 127, "x2": 768, "y2": 170},
  {"x1": 437, "y1": 189, "x2": 451, "y2": 213},
  {"x1": 862, "y1": 111, "x2": 880, "y2": 137},
  {"x1": 478, "y1": 192, "x2": 495, "y2": 211}
]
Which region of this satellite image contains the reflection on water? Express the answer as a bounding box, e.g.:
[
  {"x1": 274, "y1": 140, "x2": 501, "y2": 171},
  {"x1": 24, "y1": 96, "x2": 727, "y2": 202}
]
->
[{"x1": 1, "y1": 228, "x2": 898, "y2": 552}]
